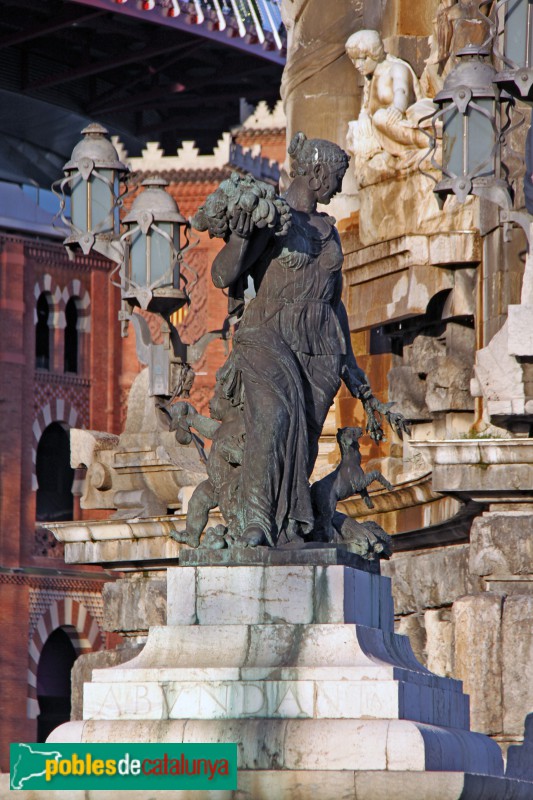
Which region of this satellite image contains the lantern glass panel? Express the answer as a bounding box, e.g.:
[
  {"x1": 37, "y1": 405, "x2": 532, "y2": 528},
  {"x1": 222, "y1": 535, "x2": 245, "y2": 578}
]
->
[
  {"x1": 89, "y1": 169, "x2": 114, "y2": 233},
  {"x1": 443, "y1": 104, "x2": 464, "y2": 178},
  {"x1": 466, "y1": 99, "x2": 495, "y2": 178},
  {"x1": 149, "y1": 223, "x2": 174, "y2": 286},
  {"x1": 129, "y1": 228, "x2": 147, "y2": 287},
  {"x1": 70, "y1": 173, "x2": 88, "y2": 233},
  {"x1": 504, "y1": 0, "x2": 533, "y2": 68}
]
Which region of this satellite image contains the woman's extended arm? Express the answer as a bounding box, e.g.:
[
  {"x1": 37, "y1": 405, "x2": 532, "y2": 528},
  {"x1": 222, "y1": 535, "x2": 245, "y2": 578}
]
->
[
  {"x1": 335, "y1": 289, "x2": 410, "y2": 441},
  {"x1": 335, "y1": 297, "x2": 370, "y2": 395},
  {"x1": 187, "y1": 410, "x2": 221, "y2": 440}
]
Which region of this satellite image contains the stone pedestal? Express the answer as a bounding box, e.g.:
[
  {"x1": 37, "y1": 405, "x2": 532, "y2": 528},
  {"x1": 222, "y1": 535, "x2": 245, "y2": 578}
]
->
[
  {"x1": 411, "y1": 438, "x2": 533, "y2": 752},
  {"x1": 47, "y1": 549, "x2": 533, "y2": 799}
]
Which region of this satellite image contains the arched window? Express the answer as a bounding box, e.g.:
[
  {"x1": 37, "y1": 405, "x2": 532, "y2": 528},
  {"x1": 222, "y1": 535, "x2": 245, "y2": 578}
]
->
[
  {"x1": 64, "y1": 297, "x2": 79, "y2": 373},
  {"x1": 36, "y1": 422, "x2": 74, "y2": 522},
  {"x1": 35, "y1": 292, "x2": 52, "y2": 370},
  {"x1": 36, "y1": 627, "x2": 77, "y2": 742}
]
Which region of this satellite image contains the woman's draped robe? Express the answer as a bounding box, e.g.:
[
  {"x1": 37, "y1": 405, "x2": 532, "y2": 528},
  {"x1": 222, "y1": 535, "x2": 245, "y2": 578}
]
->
[{"x1": 224, "y1": 213, "x2": 347, "y2": 542}]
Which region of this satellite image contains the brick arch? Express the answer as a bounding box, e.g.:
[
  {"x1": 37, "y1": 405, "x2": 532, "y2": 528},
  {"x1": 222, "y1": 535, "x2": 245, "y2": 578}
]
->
[
  {"x1": 27, "y1": 599, "x2": 104, "y2": 719},
  {"x1": 32, "y1": 400, "x2": 82, "y2": 491},
  {"x1": 33, "y1": 274, "x2": 63, "y2": 328},
  {"x1": 61, "y1": 279, "x2": 91, "y2": 333}
]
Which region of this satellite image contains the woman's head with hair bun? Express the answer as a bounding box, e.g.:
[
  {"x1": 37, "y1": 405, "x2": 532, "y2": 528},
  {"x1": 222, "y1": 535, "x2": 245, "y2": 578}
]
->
[
  {"x1": 288, "y1": 131, "x2": 349, "y2": 179},
  {"x1": 287, "y1": 131, "x2": 307, "y2": 160}
]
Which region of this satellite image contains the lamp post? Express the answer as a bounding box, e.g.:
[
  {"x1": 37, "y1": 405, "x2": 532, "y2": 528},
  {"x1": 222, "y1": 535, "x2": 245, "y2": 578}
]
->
[
  {"x1": 55, "y1": 125, "x2": 214, "y2": 399},
  {"x1": 424, "y1": 1, "x2": 533, "y2": 431}
]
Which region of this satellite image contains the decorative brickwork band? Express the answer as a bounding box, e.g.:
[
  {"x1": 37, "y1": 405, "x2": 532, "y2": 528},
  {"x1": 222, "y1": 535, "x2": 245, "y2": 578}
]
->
[{"x1": 27, "y1": 598, "x2": 104, "y2": 719}]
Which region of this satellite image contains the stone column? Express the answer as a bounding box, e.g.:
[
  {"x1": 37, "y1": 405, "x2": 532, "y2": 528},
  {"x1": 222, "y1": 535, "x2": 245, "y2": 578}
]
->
[{"x1": 280, "y1": 0, "x2": 362, "y2": 199}]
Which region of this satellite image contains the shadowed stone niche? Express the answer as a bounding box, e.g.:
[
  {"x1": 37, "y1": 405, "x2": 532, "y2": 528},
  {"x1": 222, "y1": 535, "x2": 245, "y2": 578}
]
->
[{"x1": 387, "y1": 289, "x2": 476, "y2": 438}]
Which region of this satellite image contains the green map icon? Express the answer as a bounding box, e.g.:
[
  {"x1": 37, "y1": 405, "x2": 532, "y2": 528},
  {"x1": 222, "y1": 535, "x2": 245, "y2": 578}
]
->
[{"x1": 11, "y1": 743, "x2": 63, "y2": 790}]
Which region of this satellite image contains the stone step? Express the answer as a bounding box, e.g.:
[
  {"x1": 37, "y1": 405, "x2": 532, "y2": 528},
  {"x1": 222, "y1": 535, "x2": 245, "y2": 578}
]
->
[
  {"x1": 49, "y1": 717, "x2": 504, "y2": 778},
  {"x1": 91, "y1": 664, "x2": 458, "y2": 689},
  {"x1": 5, "y1": 767, "x2": 533, "y2": 800},
  {"x1": 94, "y1": 623, "x2": 462, "y2": 693}
]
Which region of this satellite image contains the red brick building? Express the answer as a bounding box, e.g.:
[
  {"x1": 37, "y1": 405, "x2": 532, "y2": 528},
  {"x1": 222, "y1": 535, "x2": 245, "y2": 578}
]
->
[{"x1": 0, "y1": 182, "x2": 126, "y2": 766}]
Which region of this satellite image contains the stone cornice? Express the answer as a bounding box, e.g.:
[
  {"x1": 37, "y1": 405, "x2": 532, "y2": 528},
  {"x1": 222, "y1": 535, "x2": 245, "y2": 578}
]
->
[
  {"x1": 0, "y1": 570, "x2": 110, "y2": 588},
  {"x1": 343, "y1": 231, "x2": 482, "y2": 283},
  {"x1": 412, "y1": 438, "x2": 533, "y2": 502}
]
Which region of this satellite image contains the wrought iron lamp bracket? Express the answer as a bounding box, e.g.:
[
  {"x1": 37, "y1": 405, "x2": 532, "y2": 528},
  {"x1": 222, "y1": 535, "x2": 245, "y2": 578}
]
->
[{"x1": 499, "y1": 208, "x2": 533, "y2": 245}]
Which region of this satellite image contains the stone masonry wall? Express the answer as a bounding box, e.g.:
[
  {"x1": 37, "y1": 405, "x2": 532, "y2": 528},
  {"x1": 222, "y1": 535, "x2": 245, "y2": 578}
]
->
[{"x1": 382, "y1": 519, "x2": 533, "y2": 756}]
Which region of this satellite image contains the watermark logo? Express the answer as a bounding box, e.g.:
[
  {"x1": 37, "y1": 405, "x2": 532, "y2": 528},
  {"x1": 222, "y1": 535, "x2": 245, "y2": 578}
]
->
[{"x1": 10, "y1": 743, "x2": 237, "y2": 791}]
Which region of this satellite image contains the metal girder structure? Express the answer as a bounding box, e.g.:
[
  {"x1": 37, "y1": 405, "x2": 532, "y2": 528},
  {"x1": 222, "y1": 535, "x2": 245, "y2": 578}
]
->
[
  {"x1": 0, "y1": 7, "x2": 107, "y2": 51},
  {"x1": 0, "y1": 0, "x2": 285, "y2": 186},
  {"x1": 69, "y1": 0, "x2": 286, "y2": 63}
]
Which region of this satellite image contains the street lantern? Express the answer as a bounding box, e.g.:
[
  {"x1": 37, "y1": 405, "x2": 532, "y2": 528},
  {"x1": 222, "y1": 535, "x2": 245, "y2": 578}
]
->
[
  {"x1": 60, "y1": 123, "x2": 129, "y2": 255},
  {"x1": 55, "y1": 125, "x2": 194, "y2": 319},
  {"x1": 54, "y1": 122, "x2": 225, "y2": 399},
  {"x1": 429, "y1": 52, "x2": 511, "y2": 207},
  {"x1": 493, "y1": 0, "x2": 533, "y2": 98},
  {"x1": 120, "y1": 178, "x2": 189, "y2": 316}
]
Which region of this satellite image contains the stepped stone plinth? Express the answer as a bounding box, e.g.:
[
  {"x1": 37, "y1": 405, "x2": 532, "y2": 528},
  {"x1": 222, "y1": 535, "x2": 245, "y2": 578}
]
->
[{"x1": 46, "y1": 545, "x2": 533, "y2": 799}]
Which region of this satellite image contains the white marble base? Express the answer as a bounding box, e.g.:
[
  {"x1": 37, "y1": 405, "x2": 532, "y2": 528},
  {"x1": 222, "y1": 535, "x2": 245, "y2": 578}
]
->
[
  {"x1": 49, "y1": 563, "x2": 527, "y2": 796},
  {"x1": 50, "y1": 717, "x2": 501, "y2": 775},
  {"x1": 84, "y1": 618, "x2": 468, "y2": 730},
  {"x1": 167, "y1": 564, "x2": 394, "y2": 628}
]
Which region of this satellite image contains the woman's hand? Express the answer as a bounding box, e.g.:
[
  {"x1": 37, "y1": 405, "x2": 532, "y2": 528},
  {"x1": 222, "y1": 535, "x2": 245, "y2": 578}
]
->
[
  {"x1": 359, "y1": 388, "x2": 411, "y2": 441},
  {"x1": 229, "y1": 208, "x2": 254, "y2": 240}
]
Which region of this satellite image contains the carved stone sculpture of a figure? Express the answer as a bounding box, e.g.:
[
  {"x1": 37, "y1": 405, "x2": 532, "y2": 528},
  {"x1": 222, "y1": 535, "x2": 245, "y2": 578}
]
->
[
  {"x1": 345, "y1": 30, "x2": 437, "y2": 177},
  {"x1": 172, "y1": 134, "x2": 408, "y2": 555}
]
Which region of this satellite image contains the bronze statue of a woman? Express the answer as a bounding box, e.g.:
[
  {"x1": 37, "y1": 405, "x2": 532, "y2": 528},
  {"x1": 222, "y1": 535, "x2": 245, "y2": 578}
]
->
[{"x1": 172, "y1": 132, "x2": 407, "y2": 551}]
